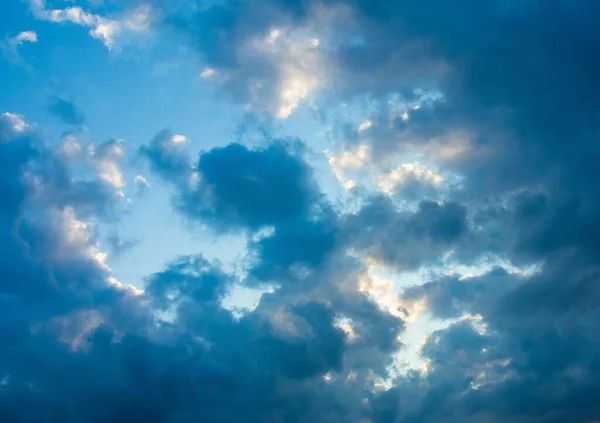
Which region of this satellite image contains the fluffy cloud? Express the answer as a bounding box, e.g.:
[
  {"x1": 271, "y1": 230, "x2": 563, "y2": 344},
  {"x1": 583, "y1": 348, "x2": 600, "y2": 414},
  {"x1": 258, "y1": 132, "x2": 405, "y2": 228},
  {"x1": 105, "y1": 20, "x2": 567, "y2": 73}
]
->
[
  {"x1": 344, "y1": 195, "x2": 469, "y2": 271},
  {"x1": 141, "y1": 132, "x2": 322, "y2": 232},
  {"x1": 168, "y1": 1, "x2": 332, "y2": 118}
]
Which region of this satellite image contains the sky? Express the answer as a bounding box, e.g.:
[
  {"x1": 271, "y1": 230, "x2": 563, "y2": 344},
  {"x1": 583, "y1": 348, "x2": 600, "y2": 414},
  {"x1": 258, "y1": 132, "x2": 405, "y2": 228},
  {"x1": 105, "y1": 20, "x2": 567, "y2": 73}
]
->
[{"x1": 1, "y1": 0, "x2": 600, "y2": 422}]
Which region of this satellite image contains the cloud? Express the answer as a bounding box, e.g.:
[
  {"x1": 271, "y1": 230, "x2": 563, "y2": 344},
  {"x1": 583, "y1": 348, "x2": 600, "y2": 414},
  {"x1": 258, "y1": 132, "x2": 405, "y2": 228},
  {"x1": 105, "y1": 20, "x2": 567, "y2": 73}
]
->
[
  {"x1": 0, "y1": 112, "x2": 32, "y2": 138},
  {"x1": 47, "y1": 95, "x2": 86, "y2": 126},
  {"x1": 10, "y1": 30, "x2": 38, "y2": 45},
  {"x1": 4, "y1": 1, "x2": 600, "y2": 422},
  {"x1": 29, "y1": 0, "x2": 154, "y2": 50},
  {"x1": 0, "y1": 112, "x2": 411, "y2": 422},
  {"x1": 139, "y1": 129, "x2": 192, "y2": 185},
  {"x1": 167, "y1": 2, "x2": 332, "y2": 118},
  {"x1": 133, "y1": 174, "x2": 151, "y2": 195},
  {"x1": 344, "y1": 195, "x2": 468, "y2": 271},
  {"x1": 326, "y1": 142, "x2": 453, "y2": 199},
  {"x1": 0, "y1": 110, "x2": 144, "y2": 333},
  {"x1": 6, "y1": 114, "x2": 412, "y2": 421},
  {"x1": 1, "y1": 30, "x2": 38, "y2": 69},
  {"x1": 248, "y1": 212, "x2": 339, "y2": 283},
  {"x1": 142, "y1": 133, "x2": 322, "y2": 232},
  {"x1": 90, "y1": 138, "x2": 126, "y2": 188},
  {"x1": 48, "y1": 131, "x2": 129, "y2": 218}
]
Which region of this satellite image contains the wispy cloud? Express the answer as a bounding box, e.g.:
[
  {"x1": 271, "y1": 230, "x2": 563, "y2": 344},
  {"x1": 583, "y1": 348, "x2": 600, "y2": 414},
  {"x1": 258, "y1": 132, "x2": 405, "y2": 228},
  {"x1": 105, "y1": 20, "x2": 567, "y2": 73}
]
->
[
  {"x1": 29, "y1": 0, "x2": 154, "y2": 50},
  {"x1": 1, "y1": 30, "x2": 38, "y2": 70}
]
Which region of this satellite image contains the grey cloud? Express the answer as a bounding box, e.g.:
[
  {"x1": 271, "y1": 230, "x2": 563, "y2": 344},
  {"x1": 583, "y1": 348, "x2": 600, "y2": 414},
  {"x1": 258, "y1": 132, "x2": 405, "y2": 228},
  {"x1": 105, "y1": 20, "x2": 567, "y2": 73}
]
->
[
  {"x1": 142, "y1": 132, "x2": 323, "y2": 233},
  {"x1": 344, "y1": 195, "x2": 468, "y2": 270}
]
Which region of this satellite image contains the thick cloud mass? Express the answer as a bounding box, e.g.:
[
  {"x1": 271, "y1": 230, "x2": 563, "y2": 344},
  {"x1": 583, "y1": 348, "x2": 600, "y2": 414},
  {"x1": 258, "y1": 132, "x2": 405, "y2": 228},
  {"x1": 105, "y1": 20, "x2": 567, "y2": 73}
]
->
[
  {"x1": 191, "y1": 142, "x2": 320, "y2": 229},
  {"x1": 345, "y1": 195, "x2": 468, "y2": 270},
  {"x1": 142, "y1": 133, "x2": 321, "y2": 232},
  {"x1": 3, "y1": 0, "x2": 600, "y2": 422}
]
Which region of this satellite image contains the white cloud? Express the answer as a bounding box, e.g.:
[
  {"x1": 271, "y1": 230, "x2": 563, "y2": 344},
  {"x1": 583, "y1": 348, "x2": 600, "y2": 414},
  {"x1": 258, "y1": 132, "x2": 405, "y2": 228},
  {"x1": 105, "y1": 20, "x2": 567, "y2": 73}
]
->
[
  {"x1": 358, "y1": 119, "x2": 372, "y2": 132},
  {"x1": 29, "y1": 1, "x2": 154, "y2": 50},
  {"x1": 1, "y1": 112, "x2": 31, "y2": 137},
  {"x1": 377, "y1": 162, "x2": 444, "y2": 194},
  {"x1": 199, "y1": 67, "x2": 216, "y2": 79},
  {"x1": 358, "y1": 259, "x2": 407, "y2": 319},
  {"x1": 85, "y1": 138, "x2": 127, "y2": 188},
  {"x1": 54, "y1": 133, "x2": 131, "y2": 200},
  {"x1": 326, "y1": 141, "x2": 453, "y2": 197},
  {"x1": 98, "y1": 162, "x2": 125, "y2": 188},
  {"x1": 342, "y1": 179, "x2": 357, "y2": 191},
  {"x1": 171, "y1": 134, "x2": 186, "y2": 144},
  {"x1": 50, "y1": 206, "x2": 111, "y2": 270},
  {"x1": 13, "y1": 31, "x2": 38, "y2": 44},
  {"x1": 206, "y1": 25, "x2": 326, "y2": 119},
  {"x1": 58, "y1": 132, "x2": 83, "y2": 157},
  {"x1": 325, "y1": 144, "x2": 371, "y2": 191},
  {"x1": 265, "y1": 29, "x2": 324, "y2": 119},
  {"x1": 1, "y1": 31, "x2": 38, "y2": 69},
  {"x1": 107, "y1": 276, "x2": 144, "y2": 296},
  {"x1": 134, "y1": 174, "x2": 151, "y2": 196},
  {"x1": 134, "y1": 174, "x2": 151, "y2": 189},
  {"x1": 195, "y1": 4, "x2": 363, "y2": 119},
  {"x1": 328, "y1": 144, "x2": 370, "y2": 168},
  {"x1": 266, "y1": 28, "x2": 283, "y2": 44}
]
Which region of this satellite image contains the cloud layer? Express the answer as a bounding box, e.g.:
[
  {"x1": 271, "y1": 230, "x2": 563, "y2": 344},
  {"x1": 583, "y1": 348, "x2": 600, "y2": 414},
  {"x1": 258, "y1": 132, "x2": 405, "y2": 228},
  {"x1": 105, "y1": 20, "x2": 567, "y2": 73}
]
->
[{"x1": 3, "y1": 1, "x2": 600, "y2": 422}]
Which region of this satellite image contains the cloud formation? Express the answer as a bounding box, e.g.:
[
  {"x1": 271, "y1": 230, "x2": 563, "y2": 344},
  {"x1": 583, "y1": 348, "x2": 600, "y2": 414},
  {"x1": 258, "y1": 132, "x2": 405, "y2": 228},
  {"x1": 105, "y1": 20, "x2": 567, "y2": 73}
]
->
[
  {"x1": 3, "y1": 1, "x2": 600, "y2": 422},
  {"x1": 1, "y1": 30, "x2": 38, "y2": 69},
  {"x1": 141, "y1": 131, "x2": 322, "y2": 232},
  {"x1": 29, "y1": 0, "x2": 154, "y2": 50},
  {"x1": 47, "y1": 95, "x2": 86, "y2": 126}
]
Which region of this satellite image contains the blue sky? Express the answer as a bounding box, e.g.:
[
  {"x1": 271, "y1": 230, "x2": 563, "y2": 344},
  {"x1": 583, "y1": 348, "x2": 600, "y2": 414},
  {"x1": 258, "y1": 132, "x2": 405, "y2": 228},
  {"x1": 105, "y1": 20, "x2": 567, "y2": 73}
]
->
[{"x1": 2, "y1": 1, "x2": 600, "y2": 422}]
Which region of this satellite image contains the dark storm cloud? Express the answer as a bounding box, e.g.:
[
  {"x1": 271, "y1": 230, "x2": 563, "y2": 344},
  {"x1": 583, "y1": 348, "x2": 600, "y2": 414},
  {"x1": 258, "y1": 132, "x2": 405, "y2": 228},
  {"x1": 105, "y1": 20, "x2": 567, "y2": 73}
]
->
[{"x1": 47, "y1": 95, "x2": 86, "y2": 126}]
